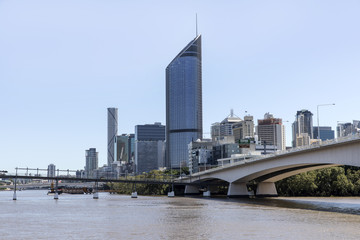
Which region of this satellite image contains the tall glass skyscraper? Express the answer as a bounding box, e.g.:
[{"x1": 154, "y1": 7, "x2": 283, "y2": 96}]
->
[
  {"x1": 107, "y1": 108, "x2": 118, "y2": 166},
  {"x1": 166, "y1": 35, "x2": 202, "y2": 169}
]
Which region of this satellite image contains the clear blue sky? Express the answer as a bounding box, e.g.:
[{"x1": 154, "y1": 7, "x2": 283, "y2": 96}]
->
[{"x1": 1, "y1": 0, "x2": 359, "y2": 172}]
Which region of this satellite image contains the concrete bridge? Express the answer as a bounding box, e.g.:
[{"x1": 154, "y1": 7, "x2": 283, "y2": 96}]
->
[{"x1": 182, "y1": 134, "x2": 360, "y2": 197}]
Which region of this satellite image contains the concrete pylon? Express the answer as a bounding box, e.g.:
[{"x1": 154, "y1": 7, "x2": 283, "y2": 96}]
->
[
  {"x1": 227, "y1": 182, "x2": 249, "y2": 197},
  {"x1": 184, "y1": 185, "x2": 200, "y2": 195},
  {"x1": 203, "y1": 191, "x2": 211, "y2": 197},
  {"x1": 256, "y1": 182, "x2": 278, "y2": 197},
  {"x1": 93, "y1": 192, "x2": 99, "y2": 199},
  {"x1": 131, "y1": 192, "x2": 138, "y2": 198}
]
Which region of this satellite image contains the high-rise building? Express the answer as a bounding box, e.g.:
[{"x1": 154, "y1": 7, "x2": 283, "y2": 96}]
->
[
  {"x1": 256, "y1": 113, "x2": 286, "y2": 151},
  {"x1": 232, "y1": 115, "x2": 255, "y2": 142},
  {"x1": 313, "y1": 126, "x2": 334, "y2": 141},
  {"x1": 107, "y1": 108, "x2": 118, "y2": 166},
  {"x1": 116, "y1": 134, "x2": 135, "y2": 175},
  {"x1": 135, "y1": 123, "x2": 166, "y2": 173},
  {"x1": 85, "y1": 148, "x2": 98, "y2": 177},
  {"x1": 188, "y1": 140, "x2": 213, "y2": 174},
  {"x1": 211, "y1": 110, "x2": 242, "y2": 141},
  {"x1": 47, "y1": 164, "x2": 56, "y2": 181},
  {"x1": 117, "y1": 134, "x2": 130, "y2": 163},
  {"x1": 337, "y1": 121, "x2": 360, "y2": 138},
  {"x1": 166, "y1": 35, "x2": 202, "y2": 168},
  {"x1": 292, "y1": 109, "x2": 313, "y2": 147}
]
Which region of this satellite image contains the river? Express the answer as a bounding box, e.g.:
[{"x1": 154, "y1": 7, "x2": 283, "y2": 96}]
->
[{"x1": 1, "y1": 190, "x2": 360, "y2": 239}]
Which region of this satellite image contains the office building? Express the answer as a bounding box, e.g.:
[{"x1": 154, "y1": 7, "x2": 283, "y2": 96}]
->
[
  {"x1": 211, "y1": 110, "x2": 242, "y2": 141},
  {"x1": 188, "y1": 139, "x2": 213, "y2": 174},
  {"x1": 117, "y1": 134, "x2": 130, "y2": 163},
  {"x1": 337, "y1": 121, "x2": 360, "y2": 138},
  {"x1": 107, "y1": 108, "x2": 118, "y2": 167},
  {"x1": 115, "y1": 134, "x2": 134, "y2": 175},
  {"x1": 313, "y1": 126, "x2": 334, "y2": 141},
  {"x1": 47, "y1": 164, "x2": 56, "y2": 181},
  {"x1": 166, "y1": 35, "x2": 202, "y2": 168},
  {"x1": 292, "y1": 109, "x2": 313, "y2": 147},
  {"x1": 256, "y1": 113, "x2": 286, "y2": 151},
  {"x1": 232, "y1": 115, "x2": 255, "y2": 143},
  {"x1": 85, "y1": 148, "x2": 98, "y2": 177},
  {"x1": 135, "y1": 123, "x2": 166, "y2": 173}
]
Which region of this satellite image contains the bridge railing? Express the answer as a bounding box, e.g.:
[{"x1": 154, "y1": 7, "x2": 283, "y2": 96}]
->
[{"x1": 1, "y1": 168, "x2": 185, "y2": 184}]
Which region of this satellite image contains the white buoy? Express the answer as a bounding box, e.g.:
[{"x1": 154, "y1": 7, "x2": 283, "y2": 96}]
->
[
  {"x1": 13, "y1": 191, "x2": 17, "y2": 200},
  {"x1": 167, "y1": 191, "x2": 175, "y2": 197},
  {"x1": 54, "y1": 192, "x2": 59, "y2": 200},
  {"x1": 93, "y1": 192, "x2": 99, "y2": 199},
  {"x1": 131, "y1": 192, "x2": 138, "y2": 198}
]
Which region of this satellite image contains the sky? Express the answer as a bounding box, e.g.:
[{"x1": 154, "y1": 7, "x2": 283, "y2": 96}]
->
[{"x1": 1, "y1": 0, "x2": 360, "y2": 172}]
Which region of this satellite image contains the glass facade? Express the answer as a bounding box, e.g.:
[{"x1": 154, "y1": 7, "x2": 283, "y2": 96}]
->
[
  {"x1": 166, "y1": 35, "x2": 202, "y2": 168},
  {"x1": 313, "y1": 126, "x2": 334, "y2": 141},
  {"x1": 85, "y1": 148, "x2": 98, "y2": 177},
  {"x1": 135, "y1": 123, "x2": 165, "y2": 141},
  {"x1": 107, "y1": 108, "x2": 118, "y2": 166}
]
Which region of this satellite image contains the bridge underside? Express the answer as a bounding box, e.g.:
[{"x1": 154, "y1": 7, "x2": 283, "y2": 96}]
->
[
  {"x1": 189, "y1": 163, "x2": 341, "y2": 197},
  {"x1": 227, "y1": 163, "x2": 340, "y2": 197}
]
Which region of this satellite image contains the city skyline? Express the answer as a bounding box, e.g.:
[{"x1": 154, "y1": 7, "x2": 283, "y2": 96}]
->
[{"x1": 1, "y1": 1, "x2": 359, "y2": 171}]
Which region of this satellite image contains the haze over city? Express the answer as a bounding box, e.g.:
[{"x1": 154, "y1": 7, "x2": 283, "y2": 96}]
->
[{"x1": 1, "y1": 0, "x2": 359, "y2": 171}]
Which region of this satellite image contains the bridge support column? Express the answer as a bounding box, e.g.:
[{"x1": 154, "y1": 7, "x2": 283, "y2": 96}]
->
[
  {"x1": 54, "y1": 180, "x2": 59, "y2": 200},
  {"x1": 93, "y1": 192, "x2": 99, "y2": 199},
  {"x1": 227, "y1": 182, "x2": 249, "y2": 197},
  {"x1": 93, "y1": 181, "x2": 99, "y2": 199},
  {"x1": 256, "y1": 182, "x2": 278, "y2": 197},
  {"x1": 168, "y1": 183, "x2": 175, "y2": 197},
  {"x1": 131, "y1": 183, "x2": 138, "y2": 198},
  {"x1": 184, "y1": 185, "x2": 200, "y2": 195},
  {"x1": 13, "y1": 169, "x2": 17, "y2": 200},
  {"x1": 203, "y1": 190, "x2": 211, "y2": 197}
]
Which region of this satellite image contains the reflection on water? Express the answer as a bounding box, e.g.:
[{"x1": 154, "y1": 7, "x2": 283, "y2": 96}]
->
[{"x1": 1, "y1": 190, "x2": 360, "y2": 239}]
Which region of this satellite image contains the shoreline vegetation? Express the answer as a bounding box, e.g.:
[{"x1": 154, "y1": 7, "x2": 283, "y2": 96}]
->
[
  {"x1": 107, "y1": 166, "x2": 360, "y2": 197},
  {"x1": 106, "y1": 168, "x2": 189, "y2": 196},
  {"x1": 276, "y1": 166, "x2": 360, "y2": 197}
]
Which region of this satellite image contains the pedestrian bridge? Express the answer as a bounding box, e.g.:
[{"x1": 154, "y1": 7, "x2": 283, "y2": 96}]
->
[{"x1": 181, "y1": 134, "x2": 360, "y2": 197}]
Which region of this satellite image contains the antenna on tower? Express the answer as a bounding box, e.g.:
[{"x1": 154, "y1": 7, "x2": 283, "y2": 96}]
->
[{"x1": 196, "y1": 13, "x2": 198, "y2": 36}]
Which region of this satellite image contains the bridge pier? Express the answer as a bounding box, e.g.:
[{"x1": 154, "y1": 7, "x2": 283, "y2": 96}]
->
[
  {"x1": 256, "y1": 182, "x2": 278, "y2": 197},
  {"x1": 93, "y1": 181, "x2": 99, "y2": 199},
  {"x1": 203, "y1": 190, "x2": 211, "y2": 197},
  {"x1": 227, "y1": 182, "x2": 249, "y2": 197},
  {"x1": 184, "y1": 185, "x2": 200, "y2": 195},
  {"x1": 54, "y1": 180, "x2": 59, "y2": 200},
  {"x1": 13, "y1": 169, "x2": 17, "y2": 200},
  {"x1": 131, "y1": 183, "x2": 138, "y2": 198},
  {"x1": 168, "y1": 183, "x2": 175, "y2": 197}
]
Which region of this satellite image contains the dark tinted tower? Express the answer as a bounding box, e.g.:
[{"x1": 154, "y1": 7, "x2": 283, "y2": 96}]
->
[{"x1": 166, "y1": 35, "x2": 202, "y2": 168}]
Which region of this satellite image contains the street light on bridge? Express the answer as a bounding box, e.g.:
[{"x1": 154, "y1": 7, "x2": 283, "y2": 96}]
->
[{"x1": 317, "y1": 103, "x2": 335, "y2": 141}]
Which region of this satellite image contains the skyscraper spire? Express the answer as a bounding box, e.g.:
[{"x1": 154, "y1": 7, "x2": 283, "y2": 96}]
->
[{"x1": 196, "y1": 13, "x2": 198, "y2": 36}]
